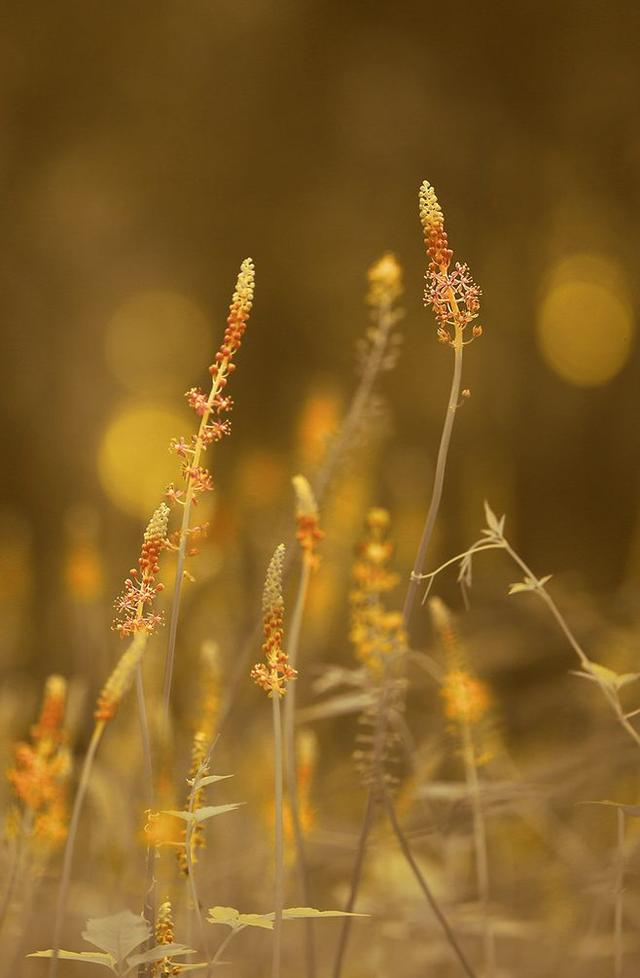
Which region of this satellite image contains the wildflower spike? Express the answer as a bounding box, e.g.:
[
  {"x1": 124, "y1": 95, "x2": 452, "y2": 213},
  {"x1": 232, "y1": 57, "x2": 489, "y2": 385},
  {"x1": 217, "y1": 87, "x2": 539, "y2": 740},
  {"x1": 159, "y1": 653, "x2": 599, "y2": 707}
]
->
[
  {"x1": 419, "y1": 180, "x2": 482, "y2": 346},
  {"x1": 251, "y1": 544, "x2": 296, "y2": 697},
  {"x1": 112, "y1": 502, "x2": 169, "y2": 637},
  {"x1": 292, "y1": 474, "x2": 324, "y2": 565}
]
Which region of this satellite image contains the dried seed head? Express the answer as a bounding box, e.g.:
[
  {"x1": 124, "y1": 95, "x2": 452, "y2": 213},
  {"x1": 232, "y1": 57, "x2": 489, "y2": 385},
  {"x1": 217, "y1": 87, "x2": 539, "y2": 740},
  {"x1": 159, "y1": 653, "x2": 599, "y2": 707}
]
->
[{"x1": 95, "y1": 633, "x2": 146, "y2": 722}]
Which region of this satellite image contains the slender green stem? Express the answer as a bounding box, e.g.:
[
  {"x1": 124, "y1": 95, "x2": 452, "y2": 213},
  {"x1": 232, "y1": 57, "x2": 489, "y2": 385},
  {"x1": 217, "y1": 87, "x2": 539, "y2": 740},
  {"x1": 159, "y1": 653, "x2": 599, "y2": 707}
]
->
[
  {"x1": 272, "y1": 694, "x2": 285, "y2": 978},
  {"x1": 283, "y1": 557, "x2": 315, "y2": 978},
  {"x1": 49, "y1": 721, "x2": 105, "y2": 978},
  {"x1": 614, "y1": 808, "x2": 624, "y2": 978},
  {"x1": 382, "y1": 788, "x2": 478, "y2": 978},
  {"x1": 403, "y1": 329, "x2": 463, "y2": 630}
]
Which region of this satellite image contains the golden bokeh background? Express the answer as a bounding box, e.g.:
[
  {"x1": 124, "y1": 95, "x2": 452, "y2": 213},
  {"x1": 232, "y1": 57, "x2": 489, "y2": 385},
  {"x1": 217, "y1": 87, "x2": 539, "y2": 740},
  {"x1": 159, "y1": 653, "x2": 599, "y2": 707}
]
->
[
  {"x1": 0, "y1": 0, "x2": 638, "y2": 673},
  {"x1": 1, "y1": 4, "x2": 640, "y2": 975}
]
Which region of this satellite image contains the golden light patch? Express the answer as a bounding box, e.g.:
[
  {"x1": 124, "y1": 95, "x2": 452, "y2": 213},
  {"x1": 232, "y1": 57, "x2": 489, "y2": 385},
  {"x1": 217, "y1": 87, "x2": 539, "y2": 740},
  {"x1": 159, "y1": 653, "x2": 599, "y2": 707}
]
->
[
  {"x1": 537, "y1": 254, "x2": 634, "y2": 387},
  {"x1": 105, "y1": 291, "x2": 211, "y2": 395},
  {"x1": 98, "y1": 401, "x2": 189, "y2": 518}
]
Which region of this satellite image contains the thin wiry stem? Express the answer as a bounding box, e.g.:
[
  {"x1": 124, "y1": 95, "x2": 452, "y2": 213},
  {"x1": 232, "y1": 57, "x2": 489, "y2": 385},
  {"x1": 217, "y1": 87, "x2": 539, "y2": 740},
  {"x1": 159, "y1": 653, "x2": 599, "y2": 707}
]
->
[
  {"x1": 272, "y1": 695, "x2": 285, "y2": 978},
  {"x1": 283, "y1": 557, "x2": 316, "y2": 978},
  {"x1": 614, "y1": 808, "x2": 624, "y2": 978},
  {"x1": 331, "y1": 789, "x2": 376, "y2": 978},
  {"x1": 403, "y1": 325, "x2": 463, "y2": 630},
  {"x1": 214, "y1": 297, "x2": 399, "y2": 740},
  {"x1": 135, "y1": 664, "x2": 156, "y2": 941},
  {"x1": 314, "y1": 296, "x2": 395, "y2": 505},
  {"x1": 49, "y1": 720, "x2": 105, "y2": 978},
  {"x1": 382, "y1": 787, "x2": 478, "y2": 978},
  {"x1": 162, "y1": 365, "x2": 230, "y2": 723},
  {"x1": 184, "y1": 788, "x2": 211, "y2": 969},
  {"x1": 499, "y1": 538, "x2": 640, "y2": 752},
  {"x1": 461, "y1": 725, "x2": 495, "y2": 977}
]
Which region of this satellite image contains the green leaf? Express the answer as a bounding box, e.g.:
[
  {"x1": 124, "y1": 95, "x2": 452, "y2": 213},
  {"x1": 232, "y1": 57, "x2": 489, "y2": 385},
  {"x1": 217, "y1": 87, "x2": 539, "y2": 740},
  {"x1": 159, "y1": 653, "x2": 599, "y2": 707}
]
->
[
  {"x1": 82, "y1": 910, "x2": 150, "y2": 963},
  {"x1": 27, "y1": 950, "x2": 117, "y2": 970},
  {"x1": 206, "y1": 906, "x2": 367, "y2": 931}
]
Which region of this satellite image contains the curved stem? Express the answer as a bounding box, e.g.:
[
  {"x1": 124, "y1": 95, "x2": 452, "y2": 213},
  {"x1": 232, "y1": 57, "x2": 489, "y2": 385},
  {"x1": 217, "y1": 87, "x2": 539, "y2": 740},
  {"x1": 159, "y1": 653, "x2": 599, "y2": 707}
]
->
[
  {"x1": 331, "y1": 789, "x2": 376, "y2": 978},
  {"x1": 382, "y1": 789, "x2": 478, "y2": 978},
  {"x1": 314, "y1": 298, "x2": 393, "y2": 506},
  {"x1": 403, "y1": 328, "x2": 463, "y2": 631},
  {"x1": 501, "y1": 539, "x2": 640, "y2": 751},
  {"x1": 50, "y1": 721, "x2": 105, "y2": 978}
]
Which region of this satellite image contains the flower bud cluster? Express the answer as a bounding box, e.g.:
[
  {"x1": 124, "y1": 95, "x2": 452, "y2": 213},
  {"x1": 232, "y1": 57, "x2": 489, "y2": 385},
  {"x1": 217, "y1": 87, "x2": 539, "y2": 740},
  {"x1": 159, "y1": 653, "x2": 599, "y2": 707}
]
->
[
  {"x1": 166, "y1": 259, "x2": 254, "y2": 512},
  {"x1": 251, "y1": 544, "x2": 297, "y2": 697},
  {"x1": 95, "y1": 632, "x2": 146, "y2": 722},
  {"x1": 419, "y1": 181, "x2": 482, "y2": 346},
  {"x1": 292, "y1": 474, "x2": 324, "y2": 565},
  {"x1": 112, "y1": 503, "x2": 169, "y2": 637}
]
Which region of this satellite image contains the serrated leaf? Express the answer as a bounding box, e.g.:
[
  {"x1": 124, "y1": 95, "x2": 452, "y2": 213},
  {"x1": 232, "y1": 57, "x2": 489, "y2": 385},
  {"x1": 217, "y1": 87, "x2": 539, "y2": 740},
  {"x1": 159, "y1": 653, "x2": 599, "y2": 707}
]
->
[
  {"x1": 206, "y1": 906, "x2": 367, "y2": 931},
  {"x1": 27, "y1": 949, "x2": 117, "y2": 970},
  {"x1": 163, "y1": 803, "x2": 243, "y2": 824},
  {"x1": 125, "y1": 943, "x2": 195, "y2": 969},
  {"x1": 82, "y1": 910, "x2": 150, "y2": 963},
  {"x1": 579, "y1": 800, "x2": 640, "y2": 817}
]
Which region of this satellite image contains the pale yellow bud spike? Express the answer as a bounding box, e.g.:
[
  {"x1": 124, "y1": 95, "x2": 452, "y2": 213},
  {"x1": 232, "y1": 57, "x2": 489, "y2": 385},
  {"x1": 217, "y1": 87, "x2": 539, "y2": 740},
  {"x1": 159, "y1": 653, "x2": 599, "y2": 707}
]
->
[
  {"x1": 292, "y1": 474, "x2": 318, "y2": 521},
  {"x1": 419, "y1": 180, "x2": 444, "y2": 231},
  {"x1": 230, "y1": 258, "x2": 255, "y2": 318},
  {"x1": 43, "y1": 675, "x2": 67, "y2": 701},
  {"x1": 95, "y1": 632, "x2": 146, "y2": 722},
  {"x1": 262, "y1": 543, "x2": 285, "y2": 617},
  {"x1": 144, "y1": 502, "x2": 170, "y2": 543}
]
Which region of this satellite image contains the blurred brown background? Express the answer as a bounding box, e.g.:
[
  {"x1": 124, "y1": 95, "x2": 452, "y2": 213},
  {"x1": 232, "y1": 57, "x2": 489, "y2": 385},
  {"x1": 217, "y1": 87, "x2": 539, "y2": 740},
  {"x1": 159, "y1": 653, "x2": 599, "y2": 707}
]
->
[{"x1": 1, "y1": 0, "x2": 639, "y2": 677}]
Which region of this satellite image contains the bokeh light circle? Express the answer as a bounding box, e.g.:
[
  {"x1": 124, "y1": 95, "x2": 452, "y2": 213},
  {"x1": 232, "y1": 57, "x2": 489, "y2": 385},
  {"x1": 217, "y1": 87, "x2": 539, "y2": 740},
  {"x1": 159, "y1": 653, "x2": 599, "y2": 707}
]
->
[
  {"x1": 105, "y1": 291, "x2": 211, "y2": 395},
  {"x1": 537, "y1": 254, "x2": 634, "y2": 387},
  {"x1": 98, "y1": 401, "x2": 188, "y2": 518}
]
